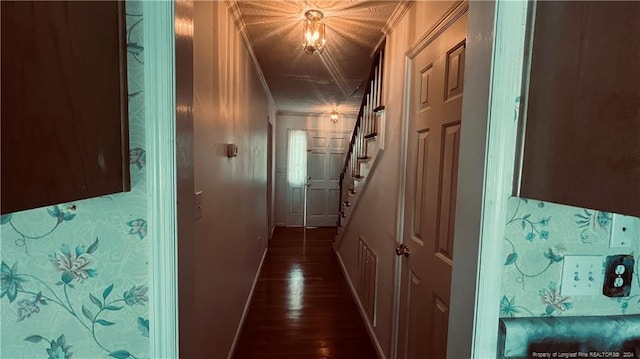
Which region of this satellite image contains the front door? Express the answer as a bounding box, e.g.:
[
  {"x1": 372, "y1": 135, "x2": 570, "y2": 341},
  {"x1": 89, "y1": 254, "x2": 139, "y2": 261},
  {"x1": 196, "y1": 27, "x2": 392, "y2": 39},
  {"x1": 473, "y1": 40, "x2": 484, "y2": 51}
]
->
[
  {"x1": 306, "y1": 131, "x2": 348, "y2": 227},
  {"x1": 397, "y1": 11, "x2": 467, "y2": 358}
]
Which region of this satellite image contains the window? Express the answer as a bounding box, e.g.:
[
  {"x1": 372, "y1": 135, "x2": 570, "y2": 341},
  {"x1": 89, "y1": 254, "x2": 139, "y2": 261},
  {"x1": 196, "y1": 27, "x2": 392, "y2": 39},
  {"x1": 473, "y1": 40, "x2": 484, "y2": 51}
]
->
[{"x1": 287, "y1": 130, "x2": 307, "y2": 186}]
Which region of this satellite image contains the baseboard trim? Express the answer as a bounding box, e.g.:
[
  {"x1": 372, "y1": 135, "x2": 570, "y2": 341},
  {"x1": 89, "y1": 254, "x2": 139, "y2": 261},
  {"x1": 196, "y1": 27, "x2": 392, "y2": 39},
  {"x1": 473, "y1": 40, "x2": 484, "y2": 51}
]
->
[
  {"x1": 334, "y1": 250, "x2": 386, "y2": 359},
  {"x1": 227, "y1": 247, "x2": 268, "y2": 359}
]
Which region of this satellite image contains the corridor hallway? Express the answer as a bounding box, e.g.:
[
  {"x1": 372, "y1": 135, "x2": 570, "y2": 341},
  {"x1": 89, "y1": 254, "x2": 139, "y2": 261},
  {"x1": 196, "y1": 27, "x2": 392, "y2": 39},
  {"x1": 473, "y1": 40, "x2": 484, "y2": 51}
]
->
[{"x1": 233, "y1": 227, "x2": 378, "y2": 358}]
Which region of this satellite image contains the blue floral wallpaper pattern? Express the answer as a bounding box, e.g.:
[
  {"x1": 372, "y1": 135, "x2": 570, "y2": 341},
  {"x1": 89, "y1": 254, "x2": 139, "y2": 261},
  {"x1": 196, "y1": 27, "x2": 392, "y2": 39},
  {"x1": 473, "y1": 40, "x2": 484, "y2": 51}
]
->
[
  {"x1": 501, "y1": 197, "x2": 640, "y2": 319},
  {"x1": 1, "y1": 2, "x2": 149, "y2": 358}
]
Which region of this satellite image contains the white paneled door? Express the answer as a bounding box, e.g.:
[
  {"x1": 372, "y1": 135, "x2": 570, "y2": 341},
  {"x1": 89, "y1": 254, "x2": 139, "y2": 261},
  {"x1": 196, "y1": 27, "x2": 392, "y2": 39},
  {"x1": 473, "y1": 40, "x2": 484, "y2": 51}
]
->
[
  {"x1": 306, "y1": 131, "x2": 348, "y2": 227},
  {"x1": 397, "y1": 9, "x2": 467, "y2": 359}
]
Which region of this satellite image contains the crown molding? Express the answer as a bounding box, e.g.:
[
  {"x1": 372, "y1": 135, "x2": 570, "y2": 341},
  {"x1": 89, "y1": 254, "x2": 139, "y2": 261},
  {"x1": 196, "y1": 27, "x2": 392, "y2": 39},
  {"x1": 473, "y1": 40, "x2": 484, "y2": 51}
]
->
[
  {"x1": 406, "y1": 0, "x2": 468, "y2": 58},
  {"x1": 225, "y1": 1, "x2": 277, "y2": 111},
  {"x1": 381, "y1": 0, "x2": 415, "y2": 35}
]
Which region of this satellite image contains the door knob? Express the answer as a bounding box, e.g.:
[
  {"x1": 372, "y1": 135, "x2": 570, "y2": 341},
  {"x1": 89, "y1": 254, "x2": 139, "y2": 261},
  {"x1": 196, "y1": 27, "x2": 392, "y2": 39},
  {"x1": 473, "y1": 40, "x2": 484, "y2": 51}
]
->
[{"x1": 395, "y1": 243, "x2": 410, "y2": 257}]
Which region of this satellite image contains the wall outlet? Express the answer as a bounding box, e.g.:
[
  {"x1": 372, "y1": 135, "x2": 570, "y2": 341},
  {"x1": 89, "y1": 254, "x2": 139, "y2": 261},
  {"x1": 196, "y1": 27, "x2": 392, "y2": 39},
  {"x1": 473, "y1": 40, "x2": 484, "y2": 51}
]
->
[
  {"x1": 560, "y1": 255, "x2": 604, "y2": 296},
  {"x1": 610, "y1": 214, "x2": 639, "y2": 248},
  {"x1": 603, "y1": 254, "x2": 635, "y2": 297}
]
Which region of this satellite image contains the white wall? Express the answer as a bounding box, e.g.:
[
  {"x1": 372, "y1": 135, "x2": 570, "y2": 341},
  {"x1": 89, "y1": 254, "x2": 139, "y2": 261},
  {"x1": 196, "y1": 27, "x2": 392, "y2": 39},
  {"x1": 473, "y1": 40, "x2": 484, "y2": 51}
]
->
[
  {"x1": 335, "y1": 1, "x2": 496, "y2": 357},
  {"x1": 189, "y1": 2, "x2": 271, "y2": 357},
  {"x1": 274, "y1": 113, "x2": 355, "y2": 227}
]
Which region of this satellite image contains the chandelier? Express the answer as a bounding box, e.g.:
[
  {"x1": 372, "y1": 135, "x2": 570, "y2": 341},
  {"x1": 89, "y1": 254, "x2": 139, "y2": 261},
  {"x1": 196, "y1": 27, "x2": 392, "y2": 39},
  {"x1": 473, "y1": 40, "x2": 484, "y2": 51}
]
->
[
  {"x1": 303, "y1": 10, "x2": 326, "y2": 54},
  {"x1": 330, "y1": 109, "x2": 339, "y2": 123}
]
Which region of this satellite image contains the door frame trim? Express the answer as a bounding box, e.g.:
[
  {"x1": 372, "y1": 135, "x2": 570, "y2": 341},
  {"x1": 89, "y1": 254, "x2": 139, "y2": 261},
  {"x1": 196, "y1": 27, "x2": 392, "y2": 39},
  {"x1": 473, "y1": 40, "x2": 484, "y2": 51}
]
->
[
  {"x1": 468, "y1": 1, "x2": 533, "y2": 357},
  {"x1": 391, "y1": 54, "x2": 412, "y2": 359},
  {"x1": 144, "y1": 1, "x2": 179, "y2": 357}
]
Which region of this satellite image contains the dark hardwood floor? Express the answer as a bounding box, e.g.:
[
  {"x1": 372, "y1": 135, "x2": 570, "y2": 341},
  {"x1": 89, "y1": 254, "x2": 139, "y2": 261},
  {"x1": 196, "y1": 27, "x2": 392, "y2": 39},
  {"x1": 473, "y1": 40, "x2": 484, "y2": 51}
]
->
[{"x1": 232, "y1": 227, "x2": 378, "y2": 359}]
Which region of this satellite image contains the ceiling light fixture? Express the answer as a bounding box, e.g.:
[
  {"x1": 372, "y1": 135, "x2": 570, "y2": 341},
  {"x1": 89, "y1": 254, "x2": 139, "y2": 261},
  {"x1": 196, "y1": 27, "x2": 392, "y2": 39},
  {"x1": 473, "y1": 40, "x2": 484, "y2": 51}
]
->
[
  {"x1": 302, "y1": 10, "x2": 325, "y2": 54},
  {"x1": 330, "y1": 109, "x2": 339, "y2": 123}
]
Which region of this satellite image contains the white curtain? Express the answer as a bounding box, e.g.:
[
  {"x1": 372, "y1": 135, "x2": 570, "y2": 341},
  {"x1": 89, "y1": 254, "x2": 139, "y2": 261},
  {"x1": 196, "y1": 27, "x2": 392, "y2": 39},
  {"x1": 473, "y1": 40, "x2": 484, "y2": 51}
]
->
[{"x1": 287, "y1": 130, "x2": 307, "y2": 186}]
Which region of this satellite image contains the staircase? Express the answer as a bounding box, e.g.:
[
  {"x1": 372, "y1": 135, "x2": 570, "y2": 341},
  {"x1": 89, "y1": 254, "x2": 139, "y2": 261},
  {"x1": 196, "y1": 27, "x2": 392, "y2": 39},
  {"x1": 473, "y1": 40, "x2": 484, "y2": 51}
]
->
[{"x1": 336, "y1": 47, "x2": 385, "y2": 241}]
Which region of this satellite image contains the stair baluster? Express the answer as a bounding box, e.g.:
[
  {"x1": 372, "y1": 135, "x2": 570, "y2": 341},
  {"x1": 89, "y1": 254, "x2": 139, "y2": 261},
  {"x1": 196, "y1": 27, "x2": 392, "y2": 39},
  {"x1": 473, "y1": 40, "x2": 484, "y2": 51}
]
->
[{"x1": 336, "y1": 45, "x2": 385, "y2": 228}]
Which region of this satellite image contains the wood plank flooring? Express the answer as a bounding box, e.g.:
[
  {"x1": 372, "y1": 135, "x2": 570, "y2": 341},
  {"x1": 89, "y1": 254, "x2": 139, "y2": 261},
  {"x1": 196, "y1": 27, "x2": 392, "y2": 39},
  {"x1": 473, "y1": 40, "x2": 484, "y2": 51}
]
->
[{"x1": 232, "y1": 227, "x2": 378, "y2": 359}]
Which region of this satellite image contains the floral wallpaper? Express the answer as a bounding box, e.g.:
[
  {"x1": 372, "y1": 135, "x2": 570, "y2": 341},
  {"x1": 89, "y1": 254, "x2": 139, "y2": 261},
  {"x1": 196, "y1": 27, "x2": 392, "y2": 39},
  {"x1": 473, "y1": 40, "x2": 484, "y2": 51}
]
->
[
  {"x1": 1, "y1": 2, "x2": 149, "y2": 358},
  {"x1": 501, "y1": 197, "x2": 640, "y2": 319}
]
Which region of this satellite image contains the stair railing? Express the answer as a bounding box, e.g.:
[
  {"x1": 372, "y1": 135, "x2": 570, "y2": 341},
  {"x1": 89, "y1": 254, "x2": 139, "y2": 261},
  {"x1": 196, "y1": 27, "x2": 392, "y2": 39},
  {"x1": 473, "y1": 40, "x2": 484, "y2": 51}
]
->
[{"x1": 337, "y1": 46, "x2": 385, "y2": 227}]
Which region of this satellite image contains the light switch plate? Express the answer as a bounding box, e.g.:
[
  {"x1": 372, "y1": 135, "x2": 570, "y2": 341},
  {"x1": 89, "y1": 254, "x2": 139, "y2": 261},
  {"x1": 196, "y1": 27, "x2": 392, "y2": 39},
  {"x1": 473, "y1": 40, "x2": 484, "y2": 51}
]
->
[
  {"x1": 560, "y1": 255, "x2": 604, "y2": 296},
  {"x1": 610, "y1": 214, "x2": 639, "y2": 248}
]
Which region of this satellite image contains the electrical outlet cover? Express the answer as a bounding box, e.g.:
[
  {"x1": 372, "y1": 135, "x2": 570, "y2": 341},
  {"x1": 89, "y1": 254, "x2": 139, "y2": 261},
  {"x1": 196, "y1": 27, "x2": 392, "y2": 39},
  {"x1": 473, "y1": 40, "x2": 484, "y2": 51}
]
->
[
  {"x1": 560, "y1": 255, "x2": 604, "y2": 296},
  {"x1": 603, "y1": 254, "x2": 634, "y2": 297},
  {"x1": 610, "y1": 214, "x2": 640, "y2": 248}
]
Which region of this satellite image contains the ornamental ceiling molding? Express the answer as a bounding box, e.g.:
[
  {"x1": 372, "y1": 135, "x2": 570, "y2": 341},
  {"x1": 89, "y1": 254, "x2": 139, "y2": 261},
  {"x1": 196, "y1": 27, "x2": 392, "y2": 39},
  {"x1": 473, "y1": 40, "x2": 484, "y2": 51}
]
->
[
  {"x1": 381, "y1": 0, "x2": 415, "y2": 35},
  {"x1": 406, "y1": 0, "x2": 468, "y2": 59}
]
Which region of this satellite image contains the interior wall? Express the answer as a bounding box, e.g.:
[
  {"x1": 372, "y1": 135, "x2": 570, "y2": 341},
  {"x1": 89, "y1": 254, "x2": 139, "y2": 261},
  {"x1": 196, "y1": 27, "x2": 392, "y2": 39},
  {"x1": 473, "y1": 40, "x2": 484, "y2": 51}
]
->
[
  {"x1": 191, "y1": 1, "x2": 270, "y2": 357},
  {"x1": 335, "y1": 2, "x2": 458, "y2": 357},
  {"x1": 0, "y1": 2, "x2": 150, "y2": 357},
  {"x1": 274, "y1": 113, "x2": 356, "y2": 227}
]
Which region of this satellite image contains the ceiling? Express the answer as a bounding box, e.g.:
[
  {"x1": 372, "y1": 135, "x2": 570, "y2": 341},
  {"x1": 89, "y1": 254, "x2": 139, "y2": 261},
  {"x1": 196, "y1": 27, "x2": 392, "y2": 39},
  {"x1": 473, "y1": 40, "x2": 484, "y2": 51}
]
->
[{"x1": 231, "y1": 1, "x2": 401, "y2": 117}]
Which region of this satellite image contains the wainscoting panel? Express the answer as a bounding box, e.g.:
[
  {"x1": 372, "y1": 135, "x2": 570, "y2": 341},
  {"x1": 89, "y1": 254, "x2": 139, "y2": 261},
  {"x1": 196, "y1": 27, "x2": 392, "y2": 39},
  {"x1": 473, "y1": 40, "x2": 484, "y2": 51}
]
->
[{"x1": 358, "y1": 236, "x2": 378, "y2": 326}]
